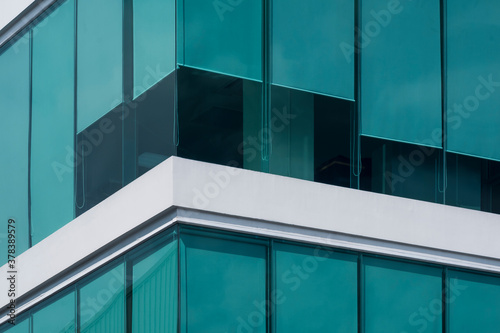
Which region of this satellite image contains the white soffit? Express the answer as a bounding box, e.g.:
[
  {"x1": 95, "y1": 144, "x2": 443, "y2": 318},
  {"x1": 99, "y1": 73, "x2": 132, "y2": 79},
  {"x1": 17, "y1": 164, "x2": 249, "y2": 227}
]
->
[{"x1": 1, "y1": 156, "x2": 500, "y2": 310}]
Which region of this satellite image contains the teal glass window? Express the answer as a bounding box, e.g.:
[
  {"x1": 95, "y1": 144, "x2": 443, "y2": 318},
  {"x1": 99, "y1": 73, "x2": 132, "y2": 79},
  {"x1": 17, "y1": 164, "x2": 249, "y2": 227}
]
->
[
  {"x1": 33, "y1": 292, "x2": 76, "y2": 332},
  {"x1": 0, "y1": 319, "x2": 30, "y2": 333},
  {"x1": 79, "y1": 264, "x2": 125, "y2": 332},
  {"x1": 446, "y1": 1, "x2": 500, "y2": 161},
  {"x1": 132, "y1": 233, "x2": 178, "y2": 332},
  {"x1": 31, "y1": 0, "x2": 75, "y2": 245},
  {"x1": 360, "y1": 137, "x2": 444, "y2": 204},
  {"x1": 448, "y1": 270, "x2": 500, "y2": 332},
  {"x1": 178, "y1": 67, "x2": 262, "y2": 169},
  {"x1": 269, "y1": 86, "x2": 353, "y2": 186},
  {"x1": 364, "y1": 257, "x2": 442, "y2": 333},
  {"x1": 180, "y1": 229, "x2": 267, "y2": 333},
  {"x1": 272, "y1": 0, "x2": 354, "y2": 99},
  {"x1": 361, "y1": 0, "x2": 442, "y2": 147},
  {"x1": 180, "y1": 0, "x2": 262, "y2": 80},
  {"x1": 77, "y1": 0, "x2": 123, "y2": 132},
  {"x1": 274, "y1": 243, "x2": 357, "y2": 332},
  {"x1": 0, "y1": 36, "x2": 31, "y2": 263},
  {"x1": 133, "y1": 0, "x2": 175, "y2": 98}
]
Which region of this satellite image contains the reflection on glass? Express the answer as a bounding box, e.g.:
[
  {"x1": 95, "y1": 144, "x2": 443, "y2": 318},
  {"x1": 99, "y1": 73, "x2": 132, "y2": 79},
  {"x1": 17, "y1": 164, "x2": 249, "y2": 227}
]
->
[
  {"x1": 364, "y1": 257, "x2": 442, "y2": 333},
  {"x1": 79, "y1": 264, "x2": 125, "y2": 332},
  {"x1": 31, "y1": 0, "x2": 75, "y2": 245},
  {"x1": 181, "y1": 230, "x2": 266, "y2": 333},
  {"x1": 274, "y1": 243, "x2": 357, "y2": 332},
  {"x1": 178, "y1": 66, "x2": 262, "y2": 169},
  {"x1": 448, "y1": 270, "x2": 500, "y2": 332},
  {"x1": 361, "y1": 136, "x2": 444, "y2": 203},
  {"x1": 132, "y1": 235, "x2": 177, "y2": 332},
  {"x1": 269, "y1": 86, "x2": 353, "y2": 186},
  {"x1": 33, "y1": 292, "x2": 75, "y2": 332},
  {"x1": 1, "y1": 319, "x2": 30, "y2": 333},
  {"x1": 361, "y1": 0, "x2": 441, "y2": 146},
  {"x1": 272, "y1": 0, "x2": 354, "y2": 99},
  {"x1": 0, "y1": 36, "x2": 31, "y2": 263}
]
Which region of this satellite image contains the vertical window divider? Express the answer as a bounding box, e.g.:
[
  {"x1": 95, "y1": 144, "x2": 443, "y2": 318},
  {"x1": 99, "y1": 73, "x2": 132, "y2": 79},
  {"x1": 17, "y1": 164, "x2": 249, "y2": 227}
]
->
[
  {"x1": 440, "y1": 0, "x2": 448, "y2": 201},
  {"x1": 176, "y1": 224, "x2": 182, "y2": 333},
  {"x1": 442, "y1": 267, "x2": 449, "y2": 333},
  {"x1": 261, "y1": 0, "x2": 271, "y2": 171},
  {"x1": 125, "y1": 255, "x2": 133, "y2": 333},
  {"x1": 28, "y1": 28, "x2": 33, "y2": 248},
  {"x1": 358, "y1": 254, "x2": 364, "y2": 333},
  {"x1": 268, "y1": 239, "x2": 274, "y2": 333},
  {"x1": 123, "y1": 0, "x2": 136, "y2": 186},
  {"x1": 351, "y1": 0, "x2": 362, "y2": 189}
]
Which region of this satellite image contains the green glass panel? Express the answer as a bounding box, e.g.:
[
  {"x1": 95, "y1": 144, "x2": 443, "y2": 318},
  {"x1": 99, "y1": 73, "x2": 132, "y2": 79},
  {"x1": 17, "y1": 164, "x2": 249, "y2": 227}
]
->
[
  {"x1": 132, "y1": 237, "x2": 177, "y2": 332},
  {"x1": 133, "y1": 0, "x2": 175, "y2": 98},
  {"x1": 0, "y1": 36, "x2": 30, "y2": 264},
  {"x1": 361, "y1": 0, "x2": 441, "y2": 147},
  {"x1": 0, "y1": 319, "x2": 30, "y2": 333},
  {"x1": 272, "y1": 0, "x2": 354, "y2": 99},
  {"x1": 181, "y1": 0, "x2": 262, "y2": 80},
  {"x1": 447, "y1": 1, "x2": 500, "y2": 161},
  {"x1": 33, "y1": 292, "x2": 76, "y2": 332},
  {"x1": 31, "y1": 0, "x2": 75, "y2": 245},
  {"x1": 364, "y1": 257, "x2": 442, "y2": 333},
  {"x1": 274, "y1": 243, "x2": 357, "y2": 332},
  {"x1": 181, "y1": 231, "x2": 266, "y2": 333},
  {"x1": 77, "y1": 0, "x2": 123, "y2": 132},
  {"x1": 448, "y1": 270, "x2": 500, "y2": 332},
  {"x1": 79, "y1": 264, "x2": 125, "y2": 332}
]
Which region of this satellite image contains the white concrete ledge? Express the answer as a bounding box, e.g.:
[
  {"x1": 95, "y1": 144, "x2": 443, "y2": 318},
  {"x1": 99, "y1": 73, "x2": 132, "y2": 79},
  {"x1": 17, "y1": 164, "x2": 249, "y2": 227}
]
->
[{"x1": 1, "y1": 156, "x2": 500, "y2": 314}]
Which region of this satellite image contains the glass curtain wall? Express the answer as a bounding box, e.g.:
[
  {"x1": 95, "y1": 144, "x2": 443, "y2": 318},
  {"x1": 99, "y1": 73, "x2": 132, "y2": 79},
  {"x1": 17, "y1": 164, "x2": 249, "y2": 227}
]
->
[
  {"x1": 2, "y1": 226, "x2": 500, "y2": 333},
  {"x1": 4, "y1": 0, "x2": 500, "y2": 262}
]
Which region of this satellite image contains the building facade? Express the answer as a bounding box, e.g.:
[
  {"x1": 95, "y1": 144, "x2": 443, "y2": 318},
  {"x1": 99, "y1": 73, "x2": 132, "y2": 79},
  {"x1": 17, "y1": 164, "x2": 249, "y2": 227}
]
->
[{"x1": 0, "y1": 0, "x2": 499, "y2": 332}]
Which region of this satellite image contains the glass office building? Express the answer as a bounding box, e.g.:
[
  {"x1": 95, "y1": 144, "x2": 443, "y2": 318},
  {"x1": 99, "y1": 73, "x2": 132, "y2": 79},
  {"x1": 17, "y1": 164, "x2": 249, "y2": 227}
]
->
[{"x1": 0, "y1": 0, "x2": 499, "y2": 331}]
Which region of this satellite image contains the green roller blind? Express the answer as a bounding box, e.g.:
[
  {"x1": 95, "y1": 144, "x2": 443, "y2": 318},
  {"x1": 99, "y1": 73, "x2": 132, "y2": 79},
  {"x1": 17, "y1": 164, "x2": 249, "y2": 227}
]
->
[
  {"x1": 272, "y1": 0, "x2": 354, "y2": 99},
  {"x1": 31, "y1": 0, "x2": 75, "y2": 245},
  {"x1": 133, "y1": 0, "x2": 176, "y2": 99},
  {"x1": 77, "y1": 0, "x2": 123, "y2": 133},
  {"x1": 0, "y1": 36, "x2": 31, "y2": 264},
  {"x1": 361, "y1": 0, "x2": 442, "y2": 147},
  {"x1": 447, "y1": 1, "x2": 500, "y2": 161},
  {"x1": 181, "y1": 0, "x2": 262, "y2": 81}
]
